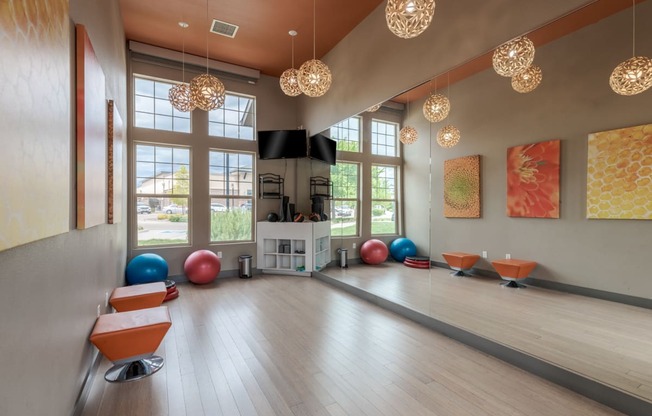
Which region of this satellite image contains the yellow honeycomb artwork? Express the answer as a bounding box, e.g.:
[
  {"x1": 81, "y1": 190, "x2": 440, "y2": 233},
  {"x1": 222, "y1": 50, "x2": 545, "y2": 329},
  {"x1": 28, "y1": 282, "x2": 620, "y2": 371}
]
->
[{"x1": 587, "y1": 123, "x2": 652, "y2": 219}]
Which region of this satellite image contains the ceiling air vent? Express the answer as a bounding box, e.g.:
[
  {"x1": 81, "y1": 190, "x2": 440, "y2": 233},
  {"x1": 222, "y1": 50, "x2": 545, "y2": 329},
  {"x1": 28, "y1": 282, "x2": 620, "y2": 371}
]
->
[{"x1": 210, "y1": 19, "x2": 239, "y2": 38}]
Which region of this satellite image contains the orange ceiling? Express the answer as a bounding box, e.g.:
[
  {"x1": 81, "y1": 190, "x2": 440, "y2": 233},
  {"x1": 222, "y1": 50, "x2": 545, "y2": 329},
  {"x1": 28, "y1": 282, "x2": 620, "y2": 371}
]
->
[{"x1": 118, "y1": 0, "x2": 385, "y2": 77}]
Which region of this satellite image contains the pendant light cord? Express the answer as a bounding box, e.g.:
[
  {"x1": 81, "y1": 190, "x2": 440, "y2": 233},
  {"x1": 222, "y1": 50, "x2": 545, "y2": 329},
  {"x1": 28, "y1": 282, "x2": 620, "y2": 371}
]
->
[
  {"x1": 313, "y1": 0, "x2": 316, "y2": 60},
  {"x1": 632, "y1": 0, "x2": 636, "y2": 57},
  {"x1": 291, "y1": 35, "x2": 295, "y2": 68},
  {"x1": 205, "y1": 0, "x2": 210, "y2": 73},
  {"x1": 181, "y1": 25, "x2": 186, "y2": 83}
]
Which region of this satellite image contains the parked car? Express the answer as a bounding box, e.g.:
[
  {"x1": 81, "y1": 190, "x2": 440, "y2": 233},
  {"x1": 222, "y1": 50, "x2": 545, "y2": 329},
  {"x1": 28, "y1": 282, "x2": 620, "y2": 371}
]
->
[
  {"x1": 163, "y1": 204, "x2": 185, "y2": 214},
  {"x1": 240, "y1": 200, "x2": 252, "y2": 211},
  {"x1": 334, "y1": 206, "x2": 354, "y2": 217},
  {"x1": 211, "y1": 203, "x2": 227, "y2": 212},
  {"x1": 137, "y1": 204, "x2": 151, "y2": 214}
]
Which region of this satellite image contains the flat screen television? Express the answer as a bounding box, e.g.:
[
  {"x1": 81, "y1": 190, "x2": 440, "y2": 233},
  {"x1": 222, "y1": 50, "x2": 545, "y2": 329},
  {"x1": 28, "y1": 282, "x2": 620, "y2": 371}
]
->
[
  {"x1": 308, "y1": 133, "x2": 337, "y2": 165},
  {"x1": 257, "y1": 129, "x2": 307, "y2": 160}
]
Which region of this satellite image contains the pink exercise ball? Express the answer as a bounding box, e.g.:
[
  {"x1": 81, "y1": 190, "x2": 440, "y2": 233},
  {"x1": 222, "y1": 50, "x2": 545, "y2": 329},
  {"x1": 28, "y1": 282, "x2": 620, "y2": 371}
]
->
[
  {"x1": 360, "y1": 239, "x2": 389, "y2": 265},
  {"x1": 184, "y1": 250, "x2": 221, "y2": 284}
]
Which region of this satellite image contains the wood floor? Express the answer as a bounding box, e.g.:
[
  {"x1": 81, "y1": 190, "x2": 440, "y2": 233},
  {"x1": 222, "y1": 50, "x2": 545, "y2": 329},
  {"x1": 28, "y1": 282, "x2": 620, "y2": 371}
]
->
[
  {"x1": 319, "y1": 263, "x2": 652, "y2": 407},
  {"x1": 82, "y1": 274, "x2": 622, "y2": 416}
]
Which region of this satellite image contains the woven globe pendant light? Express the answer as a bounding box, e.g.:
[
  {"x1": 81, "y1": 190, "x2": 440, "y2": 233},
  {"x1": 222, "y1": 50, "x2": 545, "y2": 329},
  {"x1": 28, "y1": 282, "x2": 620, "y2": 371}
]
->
[
  {"x1": 169, "y1": 83, "x2": 196, "y2": 112},
  {"x1": 191, "y1": 73, "x2": 225, "y2": 111},
  {"x1": 366, "y1": 103, "x2": 382, "y2": 112},
  {"x1": 399, "y1": 126, "x2": 418, "y2": 144},
  {"x1": 610, "y1": 56, "x2": 652, "y2": 95},
  {"x1": 492, "y1": 36, "x2": 535, "y2": 77},
  {"x1": 423, "y1": 93, "x2": 450, "y2": 122},
  {"x1": 386, "y1": 0, "x2": 436, "y2": 39},
  {"x1": 511, "y1": 65, "x2": 543, "y2": 93},
  {"x1": 280, "y1": 30, "x2": 302, "y2": 97},
  {"x1": 298, "y1": 0, "x2": 332, "y2": 97},
  {"x1": 609, "y1": 1, "x2": 652, "y2": 95},
  {"x1": 436, "y1": 125, "x2": 460, "y2": 148}
]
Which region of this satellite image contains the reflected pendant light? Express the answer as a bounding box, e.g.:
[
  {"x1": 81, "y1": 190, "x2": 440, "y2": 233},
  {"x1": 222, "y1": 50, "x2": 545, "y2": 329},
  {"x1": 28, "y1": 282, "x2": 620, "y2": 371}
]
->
[
  {"x1": 169, "y1": 22, "x2": 196, "y2": 112},
  {"x1": 511, "y1": 65, "x2": 543, "y2": 93},
  {"x1": 298, "y1": 0, "x2": 332, "y2": 97},
  {"x1": 386, "y1": 0, "x2": 436, "y2": 39},
  {"x1": 280, "y1": 30, "x2": 302, "y2": 97},
  {"x1": 366, "y1": 103, "x2": 382, "y2": 112},
  {"x1": 492, "y1": 36, "x2": 535, "y2": 77},
  {"x1": 436, "y1": 125, "x2": 460, "y2": 148},
  {"x1": 190, "y1": 0, "x2": 226, "y2": 111},
  {"x1": 423, "y1": 93, "x2": 450, "y2": 122},
  {"x1": 609, "y1": 0, "x2": 652, "y2": 95},
  {"x1": 400, "y1": 98, "x2": 418, "y2": 144}
]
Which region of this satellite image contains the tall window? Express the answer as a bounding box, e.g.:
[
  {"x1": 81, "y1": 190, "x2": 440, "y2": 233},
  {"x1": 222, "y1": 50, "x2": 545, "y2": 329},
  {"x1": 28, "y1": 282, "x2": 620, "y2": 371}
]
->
[
  {"x1": 371, "y1": 164, "x2": 398, "y2": 235},
  {"x1": 330, "y1": 162, "x2": 359, "y2": 237},
  {"x1": 133, "y1": 76, "x2": 191, "y2": 133},
  {"x1": 371, "y1": 120, "x2": 398, "y2": 157},
  {"x1": 208, "y1": 92, "x2": 256, "y2": 140},
  {"x1": 134, "y1": 144, "x2": 191, "y2": 247},
  {"x1": 209, "y1": 150, "x2": 254, "y2": 242},
  {"x1": 331, "y1": 116, "x2": 361, "y2": 152}
]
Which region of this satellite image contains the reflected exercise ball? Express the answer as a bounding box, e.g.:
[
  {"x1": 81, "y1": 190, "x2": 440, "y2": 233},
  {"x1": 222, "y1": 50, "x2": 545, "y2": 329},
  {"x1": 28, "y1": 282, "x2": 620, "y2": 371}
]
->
[
  {"x1": 126, "y1": 253, "x2": 168, "y2": 285},
  {"x1": 360, "y1": 239, "x2": 389, "y2": 265},
  {"x1": 184, "y1": 250, "x2": 221, "y2": 284},
  {"x1": 389, "y1": 238, "x2": 417, "y2": 262}
]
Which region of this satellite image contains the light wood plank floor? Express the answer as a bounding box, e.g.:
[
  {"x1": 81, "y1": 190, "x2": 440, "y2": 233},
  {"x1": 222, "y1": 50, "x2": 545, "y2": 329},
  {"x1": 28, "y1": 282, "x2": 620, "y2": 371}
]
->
[
  {"x1": 83, "y1": 274, "x2": 622, "y2": 416},
  {"x1": 320, "y1": 263, "x2": 652, "y2": 405}
]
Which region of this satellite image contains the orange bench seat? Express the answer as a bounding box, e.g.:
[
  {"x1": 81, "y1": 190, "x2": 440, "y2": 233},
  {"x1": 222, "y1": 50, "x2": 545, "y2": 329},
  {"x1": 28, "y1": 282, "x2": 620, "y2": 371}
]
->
[
  {"x1": 491, "y1": 259, "x2": 537, "y2": 288},
  {"x1": 442, "y1": 252, "x2": 481, "y2": 277},
  {"x1": 110, "y1": 281, "x2": 167, "y2": 312}
]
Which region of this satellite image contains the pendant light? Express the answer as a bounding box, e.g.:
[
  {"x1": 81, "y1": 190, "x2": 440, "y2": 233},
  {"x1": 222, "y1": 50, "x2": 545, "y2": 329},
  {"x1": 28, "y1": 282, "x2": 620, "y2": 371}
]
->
[
  {"x1": 511, "y1": 64, "x2": 543, "y2": 93},
  {"x1": 169, "y1": 22, "x2": 196, "y2": 112},
  {"x1": 399, "y1": 96, "x2": 418, "y2": 144},
  {"x1": 423, "y1": 79, "x2": 450, "y2": 122},
  {"x1": 190, "y1": 0, "x2": 226, "y2": 111},
  {"x1": 609, "y1": 0, "x2": 652, "y2": 95},
  {"x1": 298, "y1": 0, "x2": 332, "y2": 97},
  {"x1": 366, "y1": 103, "x2": 382, "y2": 112},
  {"x1": 280, "y1": 30, "x2": 302, "y2": 97},
  {"x1": 436, "y1": 74, "x2": 460, "y2": 148},
  {"x1": 386, "y1": 0, "x2": 436, "y2": 39},
  {"x1": 492, "y1": 36, "x2": 535, "y2": 77}
]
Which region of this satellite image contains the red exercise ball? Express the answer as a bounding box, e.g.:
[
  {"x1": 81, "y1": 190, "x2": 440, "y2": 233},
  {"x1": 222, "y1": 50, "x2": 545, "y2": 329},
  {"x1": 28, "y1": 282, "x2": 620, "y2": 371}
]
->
[
  {"x1": 184, "y1": 250, "x2": 221, "y2": 284},
  {"x1": 360, "y1": 239, "x2": 389, "y2": 265}
]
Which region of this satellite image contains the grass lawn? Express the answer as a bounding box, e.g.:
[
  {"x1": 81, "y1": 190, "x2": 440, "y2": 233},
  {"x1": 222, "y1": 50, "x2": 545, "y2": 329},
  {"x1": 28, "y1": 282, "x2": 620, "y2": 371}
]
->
[{"x1": 332, "y1": 221, "x2": 396, "y2": 237}]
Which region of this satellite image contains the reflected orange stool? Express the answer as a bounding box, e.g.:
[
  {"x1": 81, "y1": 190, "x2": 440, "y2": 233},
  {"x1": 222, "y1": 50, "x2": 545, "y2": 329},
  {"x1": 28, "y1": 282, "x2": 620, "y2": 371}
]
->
[
  {"x1": 442, "y1": 252, "x2": 481, "y2": 277},
  {"x1": 491, "y1": 259, "x2": 537, "y2": 288},
  {"x1": 90, "y1": 306, "x2": 171, "y2": 382},
  {"x1": 110, "y1": 281, "x2": 167, "y2": 312}
]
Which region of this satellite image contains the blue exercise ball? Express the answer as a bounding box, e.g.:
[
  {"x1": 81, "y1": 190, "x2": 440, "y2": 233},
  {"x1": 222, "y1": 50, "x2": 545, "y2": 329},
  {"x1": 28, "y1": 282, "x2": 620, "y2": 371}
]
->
[
  {"x1": 126, "y1": 253, "x2": 168, "y2": 285},
  {"x1": 389, "y1": 238, "x2": 417, "y2": 262}
]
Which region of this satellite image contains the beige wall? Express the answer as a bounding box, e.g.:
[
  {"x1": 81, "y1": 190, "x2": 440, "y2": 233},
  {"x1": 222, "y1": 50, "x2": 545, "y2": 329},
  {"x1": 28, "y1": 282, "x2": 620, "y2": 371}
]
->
[
  {"x1": 402, "y1": 2, "x2": 652, "y2": 298},
  {"x1": 0, "y1": 0, "x2": 127, "y2": 415}
]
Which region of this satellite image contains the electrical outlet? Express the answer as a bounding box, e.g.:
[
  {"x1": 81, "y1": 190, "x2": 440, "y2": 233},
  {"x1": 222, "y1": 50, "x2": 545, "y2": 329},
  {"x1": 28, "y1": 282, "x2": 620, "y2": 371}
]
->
[
  {"x1": 96, "y1": 304, "x2": 101, "y2": 317},
  {"x1": 482, "y1": 251, "x2": 487, "y2": 259},
  {"x1": 506, "y1": 253, "x2": 511, "y2": 259},
  {"x1": 105, "y1": 292, "x2": 109, "y2": 308},
  {"x1": 352, "y1": 243, "x2": 356, "y2": 249},
  {"x1": 217, "y1": 251, "x2": 222, "y2": 259}
]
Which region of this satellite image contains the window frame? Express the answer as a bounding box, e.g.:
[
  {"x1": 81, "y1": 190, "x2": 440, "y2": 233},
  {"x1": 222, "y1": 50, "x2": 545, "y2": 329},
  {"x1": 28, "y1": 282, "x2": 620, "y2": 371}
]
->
[
  {"x1": 371, "y1": 119, "x2": 399, "y2": 157},
  {"x1": 133, "y1": 74, "x2": 192, "y2": 133},
  {"x1": 208, "y1": 149, "x2": 256, "y2": 244},
  {"x1": 133, "y1": 142, "x2": 192, "y2": 248},
  {"x1": 371, "y1": 163, "x2": 399, "y2": 236},
  {"x1": 208, "y1": 91, "x2": 256, "y2": 141},
  {"x1": 330, "y1": 115, "x2": 362, "y2": 153},
  {"x1": 330, "y1": 161, "x2": 361, "y2": 238}
]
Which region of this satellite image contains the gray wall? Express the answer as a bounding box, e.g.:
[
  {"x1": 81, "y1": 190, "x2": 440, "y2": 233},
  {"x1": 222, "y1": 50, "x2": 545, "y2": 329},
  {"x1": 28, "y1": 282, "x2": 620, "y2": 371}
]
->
[
  {"x1": 0, "y1": 1, "x2": 127, "y2": 415},
  {"x1": 403, "y1": 2, "x2": 652, "y2": 298}
]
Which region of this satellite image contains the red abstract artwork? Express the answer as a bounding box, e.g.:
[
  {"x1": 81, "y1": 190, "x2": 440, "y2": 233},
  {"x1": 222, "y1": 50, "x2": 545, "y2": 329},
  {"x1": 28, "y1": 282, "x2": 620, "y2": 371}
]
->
[{"x1": 506, "y1": 139, "x2": 560, "y2": 218}]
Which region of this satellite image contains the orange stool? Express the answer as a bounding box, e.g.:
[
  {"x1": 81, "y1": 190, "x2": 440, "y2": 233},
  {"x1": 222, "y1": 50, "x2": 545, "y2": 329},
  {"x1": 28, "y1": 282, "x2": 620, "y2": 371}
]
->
[
  {"x1": 491, "y1": 259, "x2": 537, "y2": 288},
  {"x1": 442, "y1": 252, "x2": 481, "y2": 277},
  {"x1": 110, "y1": 281, "x2": 167, "y2": 312},
  {"x1": 90, "y1": 306, "x2": 172, "y2": 382}
]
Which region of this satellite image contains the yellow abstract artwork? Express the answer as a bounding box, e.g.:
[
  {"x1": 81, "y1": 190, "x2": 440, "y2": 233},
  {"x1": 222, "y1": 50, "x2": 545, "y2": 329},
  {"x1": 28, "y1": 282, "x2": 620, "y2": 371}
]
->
[{"x1": 587, "y1": 124, "x2": 652, "y2": 219}]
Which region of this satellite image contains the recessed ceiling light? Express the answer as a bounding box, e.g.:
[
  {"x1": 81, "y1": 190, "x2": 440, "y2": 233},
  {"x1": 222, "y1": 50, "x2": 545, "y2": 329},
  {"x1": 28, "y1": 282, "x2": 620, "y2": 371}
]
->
[{"x1": 178, "y1": 21, "x2": 189, "y2": 28}]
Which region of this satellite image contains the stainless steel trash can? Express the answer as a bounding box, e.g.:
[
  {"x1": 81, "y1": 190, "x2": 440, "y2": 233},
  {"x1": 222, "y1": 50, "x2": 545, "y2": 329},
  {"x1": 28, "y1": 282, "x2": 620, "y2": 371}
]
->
[
  {"x1": 337, "y1": 248, "x2": 348, "y2": 268},
  {"x1": 239, "y1": 255, "x2": 252, "y2": 278}
]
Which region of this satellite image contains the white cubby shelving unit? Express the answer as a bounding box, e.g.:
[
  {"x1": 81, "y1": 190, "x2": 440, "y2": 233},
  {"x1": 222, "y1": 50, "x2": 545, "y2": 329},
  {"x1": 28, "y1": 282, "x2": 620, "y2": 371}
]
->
[{"x1": 257, "y1": 221, "x2": 331, "y2": 276}]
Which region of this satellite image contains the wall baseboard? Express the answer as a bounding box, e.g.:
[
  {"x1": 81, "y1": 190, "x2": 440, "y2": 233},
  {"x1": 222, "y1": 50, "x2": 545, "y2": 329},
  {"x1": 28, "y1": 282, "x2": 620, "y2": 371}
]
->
[{"x1": 71, "y1": 350, "x2": 102, "y2": 416}]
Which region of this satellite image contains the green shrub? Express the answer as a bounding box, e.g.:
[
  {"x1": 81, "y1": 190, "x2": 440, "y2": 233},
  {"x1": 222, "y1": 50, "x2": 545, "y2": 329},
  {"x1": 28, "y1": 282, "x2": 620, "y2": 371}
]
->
[
  {"x1": 169, "y1": 214, "x2": 188, "y2": 223},
  {"x1": 211, "y1": 210, "x2": 252, "y2": 241}
]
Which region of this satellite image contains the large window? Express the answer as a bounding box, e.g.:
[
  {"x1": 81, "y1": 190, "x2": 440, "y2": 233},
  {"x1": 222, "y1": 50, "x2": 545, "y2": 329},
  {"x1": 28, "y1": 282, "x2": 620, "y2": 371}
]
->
[
  {"x1": 134, "y1": 144, "x2": 190, "y2": 247},
  {"x1": 208, "y1": 92, "x2": 256, "y2": 140},
  {"x1": 331, "y1": 116, "x2": 361, "y2": 152},
  {"x1": 371, "y1": 164, "x2": 398, "y2": 235},
  {"x1": 133, "y1": 76, "x2": 191, "y2": 133},
  {"x1": 209, "y1": 150, "x2": 254, "y2": 242},
  {"x1": 371, "y1": 120, "x2": 398, "y2": 157},
  {"x1": 330, "y1": 162, "x2": 360, "y2": 237}
]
